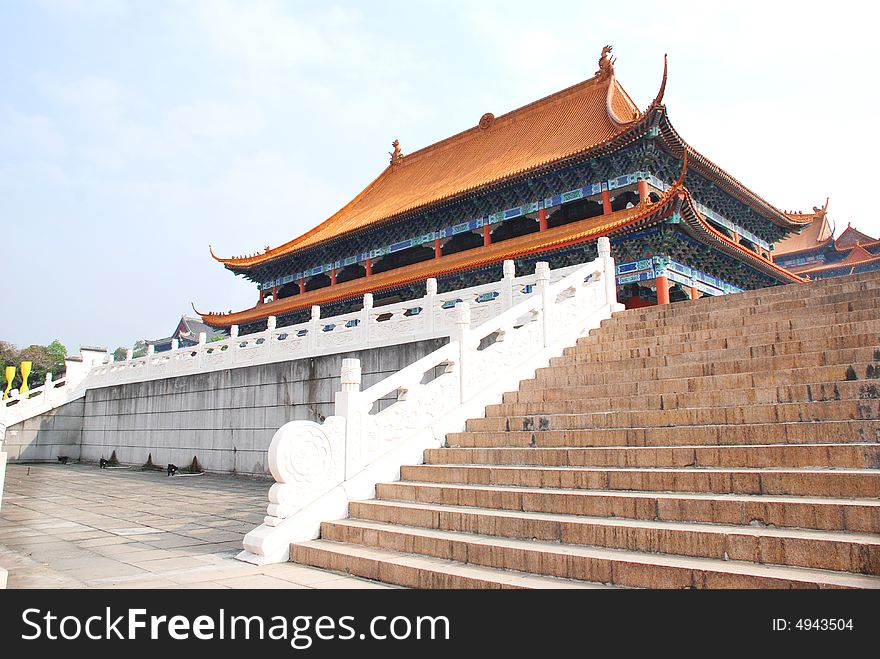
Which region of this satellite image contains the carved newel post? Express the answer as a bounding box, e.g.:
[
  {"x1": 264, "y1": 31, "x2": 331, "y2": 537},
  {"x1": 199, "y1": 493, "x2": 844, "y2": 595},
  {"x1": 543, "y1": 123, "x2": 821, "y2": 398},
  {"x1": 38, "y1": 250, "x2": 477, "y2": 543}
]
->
[
  {"x1": 535, "y1": 262, "x2": 551, "y2": 347},
  {"x1": 455, "y1": 301, "x2": 471, "y2": 403},
  {"x1": 597, "y1": 236, "x2": 616, "y2": 305},
  {"x1": 425, "y1": 278, "x2": 437, "y2": 334},
  {"x1": 336, "y1": 358, "x2": 362, "y2": 478},
  {"x1": 502, "y1": 259, "x2": 515, "y2": 310}
]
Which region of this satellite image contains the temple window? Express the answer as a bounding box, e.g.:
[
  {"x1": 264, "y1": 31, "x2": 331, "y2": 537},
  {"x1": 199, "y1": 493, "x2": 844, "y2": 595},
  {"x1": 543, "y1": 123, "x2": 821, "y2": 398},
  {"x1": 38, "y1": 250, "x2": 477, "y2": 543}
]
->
[
  {"x1": 610, "y1": 190, "x2": 640, "y2": 212},
  {"x1": 305, "y1": 273, "x2": 332, "y2": 292},
  {"x1": 441, "y1": 231, "x2": 483, "y2": 256},
  {"x1": 490, "y1": 215, "x2": 539, "y2": 244},
  {"x1": 372, "y1": 245, "x2": 435, "y2": 275},
  {"x1": 547, "y1": 199, "x2": 604, "y2": 229},
  {"x1": 277, "y1": 282, "x2": 300, "y2": 299},
  {"x1": 336, "y1": 263, "x2": 367, "y2": 284}
]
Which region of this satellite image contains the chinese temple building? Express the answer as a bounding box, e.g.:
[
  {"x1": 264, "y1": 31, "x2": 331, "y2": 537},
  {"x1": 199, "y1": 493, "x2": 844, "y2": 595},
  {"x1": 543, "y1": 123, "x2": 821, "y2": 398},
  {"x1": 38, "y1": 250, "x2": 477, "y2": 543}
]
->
[
  {"x1": 147, "y1": 315, "x2": 226, "y2": 353},
  {"x1": 198, "y1": 48, "x2": 811, "y2": 332},
  {"x1": 773, "y1": 201, "x2": 880, "y2": 280}
]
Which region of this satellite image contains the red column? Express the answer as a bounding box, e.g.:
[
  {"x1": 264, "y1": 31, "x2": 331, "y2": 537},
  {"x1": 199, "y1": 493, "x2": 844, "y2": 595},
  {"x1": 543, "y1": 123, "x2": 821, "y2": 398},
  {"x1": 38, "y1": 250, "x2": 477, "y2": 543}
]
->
[
  {"x1": 538, "y1": 208, "x2": 548, "y2": 231},
  {"x1": 483, "y1": 225, "x2": 491, "y2": 247},
  {"x1": 656, "y1": 275, "x2": 670, "y2": 305},
  {"x1": 365, "y1": 258, "x2": 372, "y2": 276},
  {"x1": 271, "y1": 286, "x2": 278, "y2": 301},
  {"x1": 637, "y1": 180, "x2": 649, "y2": 203},
  {"x1": 601, "y1": 189, "x2": 612, "y2": 214},
  {"x1": 298, "y1": 279, "x2": 305, "y2": 294},
  {"x1": 434, "y1": 238, "x2": 442, "y2": 259},
  {"x1": 690, "y1": 286, "x2": 699, "y2": 300},
  {"x1": 258, "y1": 290, "x2": 264, "y2": 305},
  {"x1": 330, "y1": 268, "x2": 337, "y2": 286}
]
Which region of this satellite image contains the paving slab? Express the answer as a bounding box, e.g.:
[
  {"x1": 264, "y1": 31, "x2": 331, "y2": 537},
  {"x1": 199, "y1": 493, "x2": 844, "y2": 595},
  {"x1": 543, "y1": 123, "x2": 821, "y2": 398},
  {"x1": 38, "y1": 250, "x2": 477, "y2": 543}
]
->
[{"x1": 0, "y1": 463, "x2": 392, "y2": 589}]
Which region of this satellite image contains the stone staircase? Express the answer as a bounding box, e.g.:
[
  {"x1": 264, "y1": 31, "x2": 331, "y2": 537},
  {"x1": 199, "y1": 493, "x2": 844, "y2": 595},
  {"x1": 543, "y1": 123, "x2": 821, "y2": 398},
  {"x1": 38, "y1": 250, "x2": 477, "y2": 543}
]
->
[{"x1": 290, "y1": 271, "x2": 880, "y2": 588}]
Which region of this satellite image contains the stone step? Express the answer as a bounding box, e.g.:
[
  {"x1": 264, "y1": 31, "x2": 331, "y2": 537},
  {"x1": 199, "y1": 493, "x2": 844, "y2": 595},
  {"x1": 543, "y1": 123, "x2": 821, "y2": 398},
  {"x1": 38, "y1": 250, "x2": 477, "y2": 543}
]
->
[
  {"x1": 506, "y1": 365, "x2": 880, "y2": 403},
  {"x1": 466, "y1": 400, "x2": 880, "y2": 433},
  {"x1": 496, "y1": 380, "x2": 880, "y2": 413},
  {"x1": 556, "y1": 331, "x2": 880, "y2": 367},
  {"x1": 424, "y1": 444, "x2": 880, "y2": 470},
  {"x1": 376, "y1": 481, "x2": 880, "y2": 534},
  {"x1": 314, "y1": 519, "x2": 880, "y2": 588},
  {"x1": 447, "y1": 420, "x2": 880, "y2": 448},
  {"x1": 534, "y1": 346, "x2": 879, "y2": 381},
  {"x1": 606, "y1": 274, "x2": 880, "y2": 319},
  {"x1": 570, "y1": 319, "x2": 880, "y2": 355},
  {"x1": 347, "y1": 499, "x2": 880, "y2": 574},
  {"x1": 612, "y1": 278, "x2": 880, "y2": 316},
  {"x1": 523, "y1": 361, "x2": 880, "y2": 393},
  {"x1": 290, "y1": 539, "x2": 608, "y2": 589},
  {"x1": 601, "y1": 294, "x2": 880, "y2": 333},
  {"x1": 587, "y1": 309, "x2": 880, "y2": 343},
  {"x1": 400, "y1": 464, "x2": 880, "y2": 498}
]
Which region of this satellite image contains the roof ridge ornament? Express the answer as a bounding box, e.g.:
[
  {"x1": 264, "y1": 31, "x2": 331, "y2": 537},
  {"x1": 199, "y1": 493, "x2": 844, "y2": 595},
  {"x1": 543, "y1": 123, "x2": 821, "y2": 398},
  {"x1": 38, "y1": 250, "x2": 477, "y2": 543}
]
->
[
  {"x1": 389, "y1": 139, "x2": 404, "y2": 165},
  {"x1": 595, "y1": 45, "x2": 615, "y2": 81}
]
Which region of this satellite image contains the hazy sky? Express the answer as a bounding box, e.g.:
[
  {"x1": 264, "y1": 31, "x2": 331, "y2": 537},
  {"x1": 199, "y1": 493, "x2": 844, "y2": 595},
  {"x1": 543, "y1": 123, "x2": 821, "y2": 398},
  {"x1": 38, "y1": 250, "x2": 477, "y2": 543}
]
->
[{"x1": 2, "y1": 0, "x2": 878, "y2": 355}]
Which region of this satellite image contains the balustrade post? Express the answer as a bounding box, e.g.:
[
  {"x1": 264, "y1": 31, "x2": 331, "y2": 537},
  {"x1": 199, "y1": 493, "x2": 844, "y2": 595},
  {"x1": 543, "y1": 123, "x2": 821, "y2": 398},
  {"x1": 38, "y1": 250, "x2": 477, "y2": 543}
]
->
[
  {"x1": 425, "y1": 278, "x2": 437, "y2": 336},
  {"x1": 502, "y1": 260, "x2": 515, "y2": 310},
  {"x1": 597, "y1": 236, "x2": 617, "y2": 306},
  {"x1": 536, "y1": 262, "x2": 551, "y2": 348},
  {"x1": 455, "y1": 301, "x2": 471, "y2": 403},
  {"x1": 230, "y1": 324, "x2": 239, "y2": 339},
  {"x1": 44, "y1": 372, "x2": 53, "y2": 404},
  {"x1": 336, "y1": 358, "x2": 362, "y2": 479},
  {"x1": 266, "y1": 316, "x2": 277, "y2": 358},
  {"x1": 145, "y1": 344, "x2": 155, "y2": 376},
  {"x1": 171, "y1": 339, "x2": 179, "y2": 351},
  {"x1": 362, "y1": 293, "x2": 373, "y2": 346},
  {"x1": 308, "y1": 306, "x2": 320, "y2": 351}
]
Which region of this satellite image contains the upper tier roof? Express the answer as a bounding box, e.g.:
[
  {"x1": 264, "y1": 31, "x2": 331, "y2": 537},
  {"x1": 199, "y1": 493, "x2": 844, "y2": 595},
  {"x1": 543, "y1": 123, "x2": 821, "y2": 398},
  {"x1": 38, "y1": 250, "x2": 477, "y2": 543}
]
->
[
  {"x1": 212, "y1": 58, "x2": 643, "y2": 269},
  {"x1": 212, "y1": 50, "x2": 810, "y2": 272}
]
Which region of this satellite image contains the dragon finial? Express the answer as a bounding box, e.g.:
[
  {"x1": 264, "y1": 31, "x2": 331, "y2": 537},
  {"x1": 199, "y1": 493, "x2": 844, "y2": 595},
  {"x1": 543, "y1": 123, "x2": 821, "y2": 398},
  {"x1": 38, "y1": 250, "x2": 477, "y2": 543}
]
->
[
  {"x1": 389, "y1": 139, "x2": 403, "y2": 165},
  {"x1": 596, "y1": 45, "x2": 616, "y2": 80}
]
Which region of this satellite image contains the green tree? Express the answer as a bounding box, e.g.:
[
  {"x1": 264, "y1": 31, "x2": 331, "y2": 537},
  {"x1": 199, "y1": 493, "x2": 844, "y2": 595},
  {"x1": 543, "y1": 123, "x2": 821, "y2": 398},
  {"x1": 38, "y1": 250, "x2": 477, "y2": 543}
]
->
[
  {"x1": 132, "y1": 340, "x2": 148, "y2": 358},
  {"x1": 0, "y1": 339, "x2": 69, "y2": 392},
  {"x1": 46, "y1": 339, "x2": 67, "y2": 375},
  {"x1": 113, "y1": 347, "x2": 128, "y2": 362}
]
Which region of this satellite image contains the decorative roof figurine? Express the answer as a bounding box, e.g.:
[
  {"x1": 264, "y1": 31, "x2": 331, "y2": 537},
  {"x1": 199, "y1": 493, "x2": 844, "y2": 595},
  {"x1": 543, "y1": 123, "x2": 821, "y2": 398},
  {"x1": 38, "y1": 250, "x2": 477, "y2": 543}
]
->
[
  {"x1": 389, "y1": 139, "x2": 403, "y2": 165},
  {"x1": 596, "y1": 45, "x2": 615, "y2": 80}
]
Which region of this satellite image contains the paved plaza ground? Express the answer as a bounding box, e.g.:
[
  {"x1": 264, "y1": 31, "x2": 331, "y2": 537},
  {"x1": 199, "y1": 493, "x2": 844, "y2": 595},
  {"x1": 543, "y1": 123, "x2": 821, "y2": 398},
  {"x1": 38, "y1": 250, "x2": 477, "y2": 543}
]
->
[{"x1": 0, "y1": 463, "x2": 391, "y2": 589}]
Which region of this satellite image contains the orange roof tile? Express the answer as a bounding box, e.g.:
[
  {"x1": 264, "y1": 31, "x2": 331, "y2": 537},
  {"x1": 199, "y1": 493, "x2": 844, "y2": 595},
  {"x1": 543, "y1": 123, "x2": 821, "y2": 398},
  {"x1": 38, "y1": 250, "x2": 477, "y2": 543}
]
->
[{"x1": 213, "y1": 70, "x2": 640, "y2": 269}]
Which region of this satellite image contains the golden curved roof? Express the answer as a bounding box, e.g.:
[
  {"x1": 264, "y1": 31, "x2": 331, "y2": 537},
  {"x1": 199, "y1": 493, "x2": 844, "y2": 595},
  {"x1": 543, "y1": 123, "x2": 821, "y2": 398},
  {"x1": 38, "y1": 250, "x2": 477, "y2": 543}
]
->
[{"x1": 212, "y1": 67, "x2": 643, "y2": 269}]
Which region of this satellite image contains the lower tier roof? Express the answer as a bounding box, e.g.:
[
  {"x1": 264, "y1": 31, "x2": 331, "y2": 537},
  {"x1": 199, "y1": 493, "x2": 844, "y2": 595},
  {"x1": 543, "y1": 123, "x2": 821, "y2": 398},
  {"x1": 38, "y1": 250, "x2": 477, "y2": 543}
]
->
[{"x1": 197, "y1": 183, "x2": 800, "y2": 328}]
